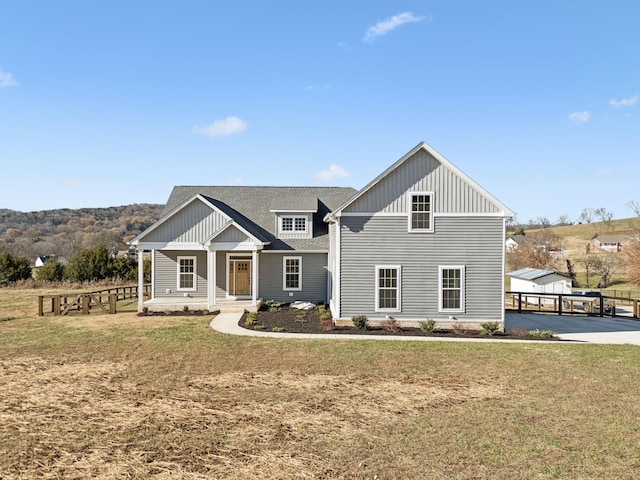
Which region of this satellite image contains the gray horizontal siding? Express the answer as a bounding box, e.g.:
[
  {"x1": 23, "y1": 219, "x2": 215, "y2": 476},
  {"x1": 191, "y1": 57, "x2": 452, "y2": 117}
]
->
[
  {"x1": 339, "y1": 215, "x2": 504, "y2": 321},
  {"x1": 259, "y1": 253, "x2": 328, "y2": 303},
  {"x1": 344, "y1": 149, "x2": 502, "y2": 215},
  {"x1": 145, "y1": 198, "x2": 228, "y2": 243},
  {"x1": 154, "y1": 250, "x2": 208, "y2": 298}
]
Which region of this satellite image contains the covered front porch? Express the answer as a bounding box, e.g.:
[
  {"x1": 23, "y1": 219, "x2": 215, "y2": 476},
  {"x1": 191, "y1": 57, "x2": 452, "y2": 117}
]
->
[{"x1": 136, "y1": 245, "x2": 264, "y2": 313}]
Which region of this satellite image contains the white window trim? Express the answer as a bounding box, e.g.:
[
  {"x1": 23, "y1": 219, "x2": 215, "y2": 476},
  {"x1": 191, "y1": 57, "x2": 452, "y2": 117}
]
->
[
  {"x1": 177, "y1": 255, "x2": 197, "y2": 292},
  {"x1": 283, "y1": 256, "x2": 302, "y2": 291},
  {"x1": 438, "y1": 265, "x2": 465, "y2": 313},
  {"x1": 375, "y1": 265, "x2": 401, "y2": 313},
  {"x1": 407, "y1": 191, "x2": 434, "y2": 233}
]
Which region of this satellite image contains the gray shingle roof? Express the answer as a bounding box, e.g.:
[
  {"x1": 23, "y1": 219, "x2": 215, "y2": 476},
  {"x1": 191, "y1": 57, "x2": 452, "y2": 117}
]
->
[{"x1": 164, "y1": 186, "x2": 358, "y2": 251}]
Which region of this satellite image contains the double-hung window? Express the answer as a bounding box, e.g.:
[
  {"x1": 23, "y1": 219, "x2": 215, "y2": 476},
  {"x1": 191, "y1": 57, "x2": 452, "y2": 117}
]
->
[
  {"x1": 439, "y1": 265, "x2": 465, "y2": 312},
  {"x1": 375, "y1": 265, "x2": 401, "y2": 312},
  {"x1": 408, "y1": 192, "x2": 433, "y2": 232},
  {"x1": 283, "y1": 256, "x2": 302, "y2": 291},
  {"x1": 177, "y1": 256, "x2": 197, "y2": 291}
]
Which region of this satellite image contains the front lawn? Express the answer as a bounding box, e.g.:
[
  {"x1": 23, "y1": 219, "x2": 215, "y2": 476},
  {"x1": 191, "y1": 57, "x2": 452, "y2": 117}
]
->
[{"x1": 1, "y1": 288, "x2": 640, "y2": 479}]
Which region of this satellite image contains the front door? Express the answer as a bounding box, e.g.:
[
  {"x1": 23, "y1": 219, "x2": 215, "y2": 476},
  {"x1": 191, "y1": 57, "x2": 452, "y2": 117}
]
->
[{"x1": 229, "y1": 259, "x2": 251, "y2": 296}]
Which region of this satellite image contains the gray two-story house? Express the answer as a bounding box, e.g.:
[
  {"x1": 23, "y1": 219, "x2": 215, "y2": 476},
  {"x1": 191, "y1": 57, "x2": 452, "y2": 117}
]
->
[{"x1": 130, "y1": 142, "x2": 514, "y2": 327}]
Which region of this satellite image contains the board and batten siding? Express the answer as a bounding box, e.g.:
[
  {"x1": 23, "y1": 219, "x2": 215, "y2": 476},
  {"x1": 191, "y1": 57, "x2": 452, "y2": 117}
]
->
[
  {"x1": 339, "y1": 215, "x2": 504, "y2": 321},
  {"x1": 344, "y1": 149, "x2": 503, "y2": 215},
  {"x1": 259, "y1": 253, "x2": 328, "y2": 303},
  {"x1": 154, "y1": 250, "x2": 208, "y2": 298},
  {"x1": 144, "y1": 199, "x2": 229, "y2": 243}
]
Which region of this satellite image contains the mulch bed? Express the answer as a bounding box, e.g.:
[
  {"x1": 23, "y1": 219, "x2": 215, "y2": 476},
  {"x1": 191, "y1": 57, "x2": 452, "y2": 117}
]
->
[{"x1": 239, "y1": 305, "x2": 562, "y2": 340}]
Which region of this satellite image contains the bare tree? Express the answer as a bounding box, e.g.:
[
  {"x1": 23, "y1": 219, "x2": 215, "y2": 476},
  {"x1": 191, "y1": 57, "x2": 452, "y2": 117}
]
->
[
  {"x1": 626, "y1": 200, "x2": 640, "y2": 217},
  {"x1": 591, "y1": 252, "x2": 620, "y2": 288},
  {"x1": 577, "y1": 253, "x2": 600, "y2": 288},
  {"x1": 578, "y1": 208, "x2": 595, "y2": 224},
  {"x1": 555, "y1": 214, "x2": 572, "y2": 226},
  {"x1": 624, "y1": 237, "x2": 640, "y2": 285},
  {"x1": 506, "y1": 231, "x2": 561, "y2": 271},
  {"x1": 594, "y1": 207, "x2": 615, "y2": 231}
]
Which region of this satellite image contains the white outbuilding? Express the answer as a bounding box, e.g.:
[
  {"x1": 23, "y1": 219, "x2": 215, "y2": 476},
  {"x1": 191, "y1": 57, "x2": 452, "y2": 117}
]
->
[{"x1": 508, "y1": 267, "x2": 572, "y2": 294}]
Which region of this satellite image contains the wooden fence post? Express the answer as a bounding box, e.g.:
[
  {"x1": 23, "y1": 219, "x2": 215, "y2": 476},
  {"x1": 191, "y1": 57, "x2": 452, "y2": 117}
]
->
[
  {"x1": 82, "y1": 295, "x2": 90, "y2": 315},
  {"x1": 53, "y1": 296, "x2": 61, "y2": 315},
  {"x1": 109, "y1": 293, "x2": 117, "y2": 314}
]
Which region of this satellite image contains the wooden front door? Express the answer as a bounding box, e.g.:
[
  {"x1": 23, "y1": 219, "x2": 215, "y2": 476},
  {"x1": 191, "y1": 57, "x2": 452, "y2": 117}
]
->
[{"x1": 229, "y1": 259, "x2": 251, "y2": 296}]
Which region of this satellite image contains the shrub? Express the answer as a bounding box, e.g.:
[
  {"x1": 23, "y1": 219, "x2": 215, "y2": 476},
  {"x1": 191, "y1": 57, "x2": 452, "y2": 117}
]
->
[
  {"x1": 183, "y1": 305, "x2": 190, "y2": 313},
  {"x1": 507, "y1": 327, "x2": 528, "y2": 337},
  {"x1": 271, "y1": 327, "x2": 285, "y2": 332},
  {"x1": 34, "y1": 258, "x2": 65, "y2": 282},
  {"x1": 318, "y1": 305, "x2": 334, "y2": 331},
  {"x1": 381, "y1": 318, "x2": 401, "y2": 333},
  {"x1": 294, "y1": 312, "x2": 307, "y2": 323},
  {"x1": 265, "y1": 299, "x2": 284, "y2": 312},
  {"x1": 480, "y1": 321, "x2": 501, "y2": 336},
  {"x1": 419, "y1": 319, "x2": 437, "y2": 334},
  {"x1": 352, "y1": 314, "x2": 369, "y2": 330},
  {"x1": 0, "y1": 252, "x2": 32, "y2": 284},
  {"x1": 244, "y1": 311, "x2": 258, "y2": 326},
  {"x1": 528, "y1": 329, "x2": 557, "y2": 339},
  {"x1": 64, "y1": 244, "x2": 113, "y2": 282},
  {"x1": 253, "y1": 324, "x2": 265, "y2": 330}
]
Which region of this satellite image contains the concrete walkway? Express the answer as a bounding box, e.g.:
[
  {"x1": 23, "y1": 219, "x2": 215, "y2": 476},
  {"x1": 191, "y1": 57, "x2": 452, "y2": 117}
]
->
[{"x1": 210, "y1": 311, "x2": 640, "y2": 345}]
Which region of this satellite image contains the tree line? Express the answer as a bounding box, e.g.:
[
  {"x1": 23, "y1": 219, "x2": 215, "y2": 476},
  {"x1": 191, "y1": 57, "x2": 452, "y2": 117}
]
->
[
  {"x1": 0, "y1": 203, "x2": 163, "y2": 262},
  {"x1": 0, "y1": 245, "x2": 150, "y2": 286}
]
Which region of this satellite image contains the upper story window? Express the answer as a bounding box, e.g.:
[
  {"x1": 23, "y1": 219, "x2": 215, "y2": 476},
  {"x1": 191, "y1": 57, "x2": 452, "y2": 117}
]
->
[
  {"x1": 408, "y1": 192, "x2": 434, "y2": 232},
  {"x1": 277, "y1": 214, "x2": 311, "y2": 238}
]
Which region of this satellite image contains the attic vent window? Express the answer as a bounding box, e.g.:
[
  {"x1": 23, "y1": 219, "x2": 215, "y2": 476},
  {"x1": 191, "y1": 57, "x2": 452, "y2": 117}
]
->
[
  {"x1": 408, "y1": 192, "x2": 433, "y2": 232},
  {"x1": 278, "y1": 215, "x2": 310, "y2": 238}
]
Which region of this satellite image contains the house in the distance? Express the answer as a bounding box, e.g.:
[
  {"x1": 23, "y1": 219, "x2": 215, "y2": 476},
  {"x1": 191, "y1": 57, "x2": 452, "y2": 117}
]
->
[
  {"x1": 34, "y1": 255, "x2": 67, "y2": 267},
  {"x1": 588, "y1": 234, "x2": 631, "y2": 253},
  {"x1": 505, "y1": 234, "x2": 526, "y2": 252},
  {"x1": 131, "y1": 142, "x2": 515, "y2": 328}
]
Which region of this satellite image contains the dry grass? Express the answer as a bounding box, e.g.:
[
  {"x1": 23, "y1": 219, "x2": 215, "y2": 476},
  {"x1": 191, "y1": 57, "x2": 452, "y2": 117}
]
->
[{"x1": 2, "y1": 288, "x2": 640, "y2": 479}]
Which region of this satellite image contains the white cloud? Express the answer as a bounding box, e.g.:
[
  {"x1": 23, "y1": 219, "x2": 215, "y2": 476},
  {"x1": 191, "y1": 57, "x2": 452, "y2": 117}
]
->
[
  {"x1": 596, "y1": 168, "x2": 613, "y2": 176},
  {"x1": 568, "y1": 111, "x2": 591, "y2": 124},
  {"x1": 364, "y1": 11, "x2": 427, "y2": 42},
  {"x1": 313, "y1": 164, "x2": 351, "y2": 183},
  {"x1": 193, "y1": 116, "x2": 248, "y2": 138},
  {"x1": 63, "y1": 179, "x2": 83, "y2": 189},
  {"x1": 0, "y1": 68, "x2": 18, "y2": 88},
  {"x1": 609, "y1": 94, "x2": 638, "y2": 108},
  {"x1": 305, "y1": 84, "x2": 331, "y2": 91},
  {"x1": 226, "y1": 176, "x2": 244, "y2": 186}
]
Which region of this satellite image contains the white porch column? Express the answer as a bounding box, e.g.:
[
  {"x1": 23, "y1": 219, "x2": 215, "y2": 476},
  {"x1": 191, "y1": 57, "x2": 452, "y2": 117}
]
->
[
  {"x1": 137, "y1": 248, "x2": 145, "y2": 310},
  {"x1": 207, "y1": 249, "x2": 217, "y2": 309},
  {"x1": 252, "y1": 250, "x2": 258, "y2": 306}
]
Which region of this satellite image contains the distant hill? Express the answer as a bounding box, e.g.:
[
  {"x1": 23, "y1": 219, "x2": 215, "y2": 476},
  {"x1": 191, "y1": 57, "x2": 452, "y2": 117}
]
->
[
  {"x1": 510, "y1": 217, "x2": 640, "y2": 256},
  {"x1": 0, "y1": 204, "x2": 164, "y2": 262}
]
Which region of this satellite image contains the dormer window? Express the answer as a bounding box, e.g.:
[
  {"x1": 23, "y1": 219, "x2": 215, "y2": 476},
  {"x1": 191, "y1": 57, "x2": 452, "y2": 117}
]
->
[{"x1": 277, "y1": 214, "x2": 311, "y2": 238}]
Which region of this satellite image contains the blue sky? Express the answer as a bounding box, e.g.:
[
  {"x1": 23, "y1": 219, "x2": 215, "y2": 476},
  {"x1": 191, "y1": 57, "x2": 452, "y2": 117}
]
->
[{"x1": 1, "y1": 1, "x2": 639, "y2": 224}]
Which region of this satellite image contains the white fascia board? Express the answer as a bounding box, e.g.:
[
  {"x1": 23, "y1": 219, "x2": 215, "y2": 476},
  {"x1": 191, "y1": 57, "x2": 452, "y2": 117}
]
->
[
  {"x1": 207, "y1": 242, "x2": 262, "y2": 251},
  {"x1": 136, "y1": 242, "x2": 206, "y2": 251}
]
